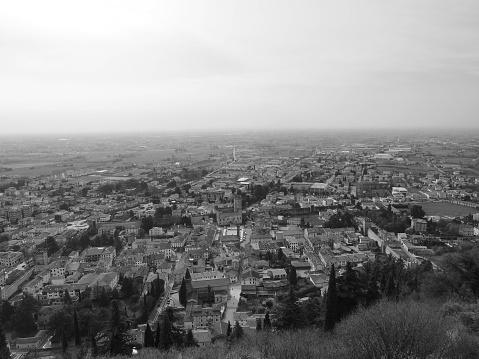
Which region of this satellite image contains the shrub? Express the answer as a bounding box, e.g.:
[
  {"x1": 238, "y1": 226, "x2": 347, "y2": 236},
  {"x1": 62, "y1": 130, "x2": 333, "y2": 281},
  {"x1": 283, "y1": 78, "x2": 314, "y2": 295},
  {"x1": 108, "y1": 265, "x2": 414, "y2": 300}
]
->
[{"x1": 336, "y1": 300, "x2": 452, "y2": 359}]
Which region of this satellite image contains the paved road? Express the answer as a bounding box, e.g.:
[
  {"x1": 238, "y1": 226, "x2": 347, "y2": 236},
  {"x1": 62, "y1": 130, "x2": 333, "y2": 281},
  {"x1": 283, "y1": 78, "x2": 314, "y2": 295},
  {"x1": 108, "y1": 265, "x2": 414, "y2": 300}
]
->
[
  {"x1": 150, "y1": 280, "x2": 174, "y2": 325},
  {"x1": 223, "y1": 283, "x2": 241, "y2": 325}
]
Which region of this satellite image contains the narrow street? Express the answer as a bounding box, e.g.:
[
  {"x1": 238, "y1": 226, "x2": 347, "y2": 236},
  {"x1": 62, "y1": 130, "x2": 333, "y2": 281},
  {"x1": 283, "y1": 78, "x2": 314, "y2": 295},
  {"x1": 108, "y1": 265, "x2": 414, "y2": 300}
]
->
[
  {"x1": 223, "y1": 283, "x2": 241, "y2": 325},
  {"x1": 150, "y1": 280, "x2": 174, "y2": 325}
]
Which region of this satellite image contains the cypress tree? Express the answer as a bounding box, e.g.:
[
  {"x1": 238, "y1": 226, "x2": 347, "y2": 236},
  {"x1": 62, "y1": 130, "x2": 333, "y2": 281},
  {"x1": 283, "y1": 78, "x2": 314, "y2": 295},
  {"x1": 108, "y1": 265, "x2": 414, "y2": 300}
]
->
[
  {"x1": 179, "y1": 278, "x2": 187, "y2": 307},
  {"x1": 91, "y1": 331, "x2": 98, "y2": 357},
  {"x1": 139, "y1": 307, "x2": 148, "y2": 324},
  {"x1": 263, "y1": 312, "x2": 271, "y2": 330},
  {"x1": 185, "y1": 329, "x2": 198, "y2": 347},
  {"x1": 109, "y1": 300, "x2": 131, "y2": 356},
  {"x1": 154, "y1": 321, "x2": 160, "y2": 348},
  {"x1": 185, "y1": 268, "x2": 191, "y2": 280},
  {"x1": 62, "y1": 330, "x2": 68, "y2": 354},
  {"x1": 366, "y1": 272, "x2": 380, "y2": 307},
  {"x1": 158, "y1": 314, "x2": 173, "y2": 351},
  {"x1": 385, "y1": 272, "x2": 396, "y2": 300},
  {"x1": 73, "y1": 310, "x2": 81, "y2": 346},
  {"x1": 233, "y1": 321, "x2": 244, "y2": 340},
  {"x1": 144, "y1": 323, "x2": 154, "y2": 348},
  {"x1": 0, "y1": 324, "x2": 11, "y2": 359},
  {"x1": 99, "y1": 288, "x2": 109, "y2": 308},
  {"x1": 324, "y1": 264, "x2": 338, "y2": 332},
  {"x1": 226, "y1": 321, "x2": 232, "y2": 337},
  {"x1": 63, "y1": 289, "x2": 72, "y2": 305},
  {"x1": 256, "y1": 319, "x2": 262, "y2": 331},
  {"x1": 207, "y1": 285, "x2": 213, "y2": 306},
  {"x1": 288, "y1": 266, "x2": 298, "y2": 286}
]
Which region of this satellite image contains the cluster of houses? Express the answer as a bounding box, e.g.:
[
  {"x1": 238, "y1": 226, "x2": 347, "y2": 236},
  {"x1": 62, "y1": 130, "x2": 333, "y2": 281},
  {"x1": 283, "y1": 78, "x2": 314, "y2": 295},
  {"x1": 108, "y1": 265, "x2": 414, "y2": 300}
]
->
[{"x1": 1, "y1": 138, "x2": 479, "y2": 354}]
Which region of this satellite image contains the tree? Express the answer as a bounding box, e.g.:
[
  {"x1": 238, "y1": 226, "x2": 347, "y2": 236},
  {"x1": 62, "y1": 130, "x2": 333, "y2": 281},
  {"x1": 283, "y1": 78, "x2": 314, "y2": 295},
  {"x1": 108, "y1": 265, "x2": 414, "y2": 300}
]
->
[
  {"x1": 366, "y1": 271, "x2": 380, "y2": 307},
  {"x1": 256, "y1": 319, "x2": 263, "y2": 331},
  {"x1": 141, "y1": 216, "x2": 154, "y2": 234},
  {"x1": 45, "y1": 236, "x2": 60, "y2": 256},
  {"x1": 273, "y1": 285, "x2": 306, "y2": 330},
  {"x1": 0, "y1": 324, "x2": 11, "y2": 359},
  {"x1": 324, "y1": 264, "x2": 338, "y2": 331},
  {"x1": 336, "y1": 262, "x2": 364, "y2": 319},
  {"x1": 13, "y1": 300, "x2": 38, "y2": 337},
  {"x1": 158, "y1": 314, "x2": 173, "y2": 351},
  {"x1": 226, "y1": 321, "x2": 232, "y2": 337},
  {"x1": 49, "y1": 309, "x2": 73, "y2": 342},
  {"x1": 0, "y1": 301, "x2": 15, "y2": 324},
  {"x1": 108, "y1": 300, "x2": 131, "y2": 356},
  {"x1": 99, "y1": 288, "x2": 109, "y2": 308},
  {"x1": 185, "y1": 268, "x2": 191, "y2": 280},
  {"x1": 144, "y1": 323, "x2": 154, "y2": 348},
  {"x1": 207, "y1": 285, "x2": 214, "y2": 306},
  {"x1": 179, "y1": 278, "x2": 187, "y2": 308},
  {"x1": 303, "y1": 296, "x2": 323, "y2": 327},
  {"x1": 233, "y1": 321, "x2": 244, "y2": 340},
  {"x1": 64, "y1": 289, "x2": 72, "y2": 305},
  {"x1": 154, "y1": 321, "x2": 160, "y2": 348},
  {"x1": 411, "y1": 205, "x2": 425, "y2": 219},
  {"x1": 277, "y1": 248, "x2": 284, "y2": 261},
  {"x1": 73, "y1": 310, "x2": 81, "y2": 346},
  {"x1": 288, "y1": 266, "x2": 298, "y2": 286},
  {"x1": 121, "y1": 277, "x2": 134, "y2": 298},
  {"x1": 138, "y1": 307, "x2": 148, "y2": 325},
  {"x1": 91, "y1": 331, "x2": 98, "y2": 357},
  {"x1": 62, "y1": 332, "x2": 68, "y2": 356},
  {"x1": 185, "y1": 329, "x2": 198, "y2": 347},
  {"x1": 62, "y1": 330, "x2": 68, "y2": 354},
  {"x1": 111, "y1": 288, "x2": 120, "y2": 300},
  {"x1": 263, "y1": 312, "x2": 271, "y2": 330}
]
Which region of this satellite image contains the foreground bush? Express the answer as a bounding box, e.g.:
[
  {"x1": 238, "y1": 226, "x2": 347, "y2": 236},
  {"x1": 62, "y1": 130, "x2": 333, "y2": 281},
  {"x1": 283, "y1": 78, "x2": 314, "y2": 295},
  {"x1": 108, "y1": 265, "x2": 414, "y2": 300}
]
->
[
  {"x1": 90, "y1": 300, "x2": 479, "y2": 359},
  {"x1": 336, "y1": 300, "x2": 479, "y2": 359}
]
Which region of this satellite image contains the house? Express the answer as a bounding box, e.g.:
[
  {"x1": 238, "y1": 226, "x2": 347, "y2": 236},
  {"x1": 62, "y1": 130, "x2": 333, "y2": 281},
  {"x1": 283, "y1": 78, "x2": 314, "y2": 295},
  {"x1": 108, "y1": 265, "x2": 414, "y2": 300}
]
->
[
  {"x1": 459, "y1": 225, "x2": 475, "y2": 237},
  {"x1": 411, "y1": 218, "x2": 427, "y2": 233},
  {"x1": 234, "y1": 312, "x2": 250, "y2": 327},
  {"x1": 129, "y1": 324, "x2": 146, "y2": 345},
  {"x1": 22, "y1": 276, "x2": 44, "y2": 295},
  {"x1": 47, "y1": 260, "x2": 66, "y2": 278},
  {"x1": 308, "y1": 273, "x2": 329, "y2": 289},
  {"x1": 15, "y1": 330, "x2": 50, "y2": 350},
  {"x1": 241, "y1": 268, "x2": 261, "y2": 286},
  {"x1": 81, "y1": 246, "x2": 116, "y2": 267},
  {"x1": 191, "y1": 277, "x2": 230, "y2": 297},
  {"x1": 0, "y1": 251, "x2": 24, "y2": 267},
  {"x1": 224, "y1": 269, "x2": 238, "y2": 283},
  {"x1": 192, "y1": 329, "x2": 212, "y2": 346},
  {"x1": 266, "y1": 268, "x2": 287, "y2": 281},
  {"x1": 184, "y1": 303, "x2": 222, "y2": 330}
]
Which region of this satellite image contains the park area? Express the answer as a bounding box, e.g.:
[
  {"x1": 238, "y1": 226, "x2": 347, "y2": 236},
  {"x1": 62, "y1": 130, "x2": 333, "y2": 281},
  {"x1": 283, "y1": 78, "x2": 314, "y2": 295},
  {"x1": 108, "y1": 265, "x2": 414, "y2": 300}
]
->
[{"x1": 420, "y1": 201, "x2": 478, "y2": 217}]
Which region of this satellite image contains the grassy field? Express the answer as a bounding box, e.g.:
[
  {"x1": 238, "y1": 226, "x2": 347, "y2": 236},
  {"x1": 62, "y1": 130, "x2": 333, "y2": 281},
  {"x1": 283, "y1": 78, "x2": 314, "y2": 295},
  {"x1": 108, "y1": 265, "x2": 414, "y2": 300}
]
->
[{"x1": 420, "y1": 201, "x2": 478, "y2": 217}]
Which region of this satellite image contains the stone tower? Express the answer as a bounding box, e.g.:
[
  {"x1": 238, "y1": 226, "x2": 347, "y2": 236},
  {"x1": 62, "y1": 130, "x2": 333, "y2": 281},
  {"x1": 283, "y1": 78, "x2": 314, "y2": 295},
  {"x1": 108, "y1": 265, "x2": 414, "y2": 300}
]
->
[{"x1": 233, "y1": 196, "x2": 242, "y2": 212}]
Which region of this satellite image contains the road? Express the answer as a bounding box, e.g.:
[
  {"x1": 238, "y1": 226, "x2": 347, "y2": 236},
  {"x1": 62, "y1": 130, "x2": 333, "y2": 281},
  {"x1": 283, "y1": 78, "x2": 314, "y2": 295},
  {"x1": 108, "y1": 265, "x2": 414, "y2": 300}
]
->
[
  {"x1": 223, "y1": 283, "x2": 241, "y2": 325},
  {"x1": 150, "y1": 280, "x2": 174, "y2": 325}
]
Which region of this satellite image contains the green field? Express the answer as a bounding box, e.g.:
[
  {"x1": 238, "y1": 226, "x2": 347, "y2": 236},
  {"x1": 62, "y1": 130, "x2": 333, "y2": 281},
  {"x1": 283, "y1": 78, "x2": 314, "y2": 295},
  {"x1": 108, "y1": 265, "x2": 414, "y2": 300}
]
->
[{"x1": 420, "y1": 201, "x2": 478, "y2": 217}]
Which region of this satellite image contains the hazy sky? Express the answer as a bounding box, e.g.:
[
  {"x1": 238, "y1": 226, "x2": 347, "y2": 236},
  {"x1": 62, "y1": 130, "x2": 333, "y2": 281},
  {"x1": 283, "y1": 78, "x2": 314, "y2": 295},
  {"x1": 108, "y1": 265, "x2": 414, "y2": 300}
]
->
[{"x1": 1, "y1": 0, "x2": 479, "y2": 134}]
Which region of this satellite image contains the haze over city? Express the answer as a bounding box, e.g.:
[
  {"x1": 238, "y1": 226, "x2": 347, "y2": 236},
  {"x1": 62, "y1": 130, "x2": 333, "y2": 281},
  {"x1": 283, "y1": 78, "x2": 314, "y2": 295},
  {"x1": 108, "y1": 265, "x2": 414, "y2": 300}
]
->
[{"x1": 1, "y1": 0, "x2": 479, "y2": 134}]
